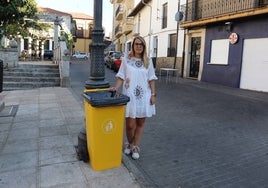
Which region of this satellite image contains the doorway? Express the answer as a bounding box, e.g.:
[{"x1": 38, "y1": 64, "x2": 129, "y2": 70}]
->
[
  {"x1": 240, "y1": 38, "x2": 268, "y2": 92},
  {"x1": 189, "y1": 37, "x2": 201, "y2": 78}
]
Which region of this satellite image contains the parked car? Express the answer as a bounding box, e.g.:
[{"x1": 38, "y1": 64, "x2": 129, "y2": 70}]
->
[
  {"x1": 44, "y1": 50, "x2": 53, "y2": 60},
  {"x1": 104, "y1": 51, "x2": 115, "y2": 68},
  {"x1": 104, "y1": 51, "x2": 122, "y2": 71},
  {"x1": 110, "y1": 52, "x2": 122, "y2": 72},
  {"x1": 72, "y1": 52, "x2": 88, "y2": 59}
]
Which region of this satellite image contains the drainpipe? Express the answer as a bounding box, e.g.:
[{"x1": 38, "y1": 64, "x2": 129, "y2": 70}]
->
[{"x1": 141, "y1": 0, "x2": 152, "y2": 57}]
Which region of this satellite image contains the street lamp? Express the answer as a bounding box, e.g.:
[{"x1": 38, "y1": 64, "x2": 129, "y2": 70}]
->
[
  {"x1": 76, "y1": 0, "x2": 110, "y2": 163},
  {"x1": 173, "y1": 1, "x2": 180, "y2": 70},
  {"x1": 174, "y1": 0, "x2": 185, "y2": 78},
  {"x1": 85, "y1": 0, "x2": 109, "y2": 89}
]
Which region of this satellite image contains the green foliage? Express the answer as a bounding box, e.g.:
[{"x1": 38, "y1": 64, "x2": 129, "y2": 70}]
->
[
  {"x1": 0, "y1": 0, "x2": 49, "y2": 41},
  {"x1": 60, "y1": 31, "x2": 73, "y2": 50}
]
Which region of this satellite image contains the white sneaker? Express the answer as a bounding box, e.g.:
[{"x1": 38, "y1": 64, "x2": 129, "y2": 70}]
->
[
  {"x1": 131, "y1": 145, "x2": 140, "y2": 160},
  {"x1": 124, "y1": 143, "x2": 132, "y2": 155}
]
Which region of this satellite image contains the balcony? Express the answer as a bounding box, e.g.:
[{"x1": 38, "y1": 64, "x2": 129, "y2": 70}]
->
[
  {"x1": 116, "y1": 4, "x2": 124, "y2": 21},
  {"x1": 123, "y1": 18, "x2": 134, "y2": 34},
  {"x1": 180, "y1": 0, "x2": 268, "y2": 28},
  {"x1": 115, "y1": 24, "x2": 123, "y2": 38}
]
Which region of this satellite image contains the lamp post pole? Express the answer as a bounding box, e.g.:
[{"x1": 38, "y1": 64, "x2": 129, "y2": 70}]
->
[
  {"x1": 53, "y1": 17, "x2": 61, "y2": 63},
  {"x1": 77, "y1": 0, "x2": 109, "y2": 162},
  {"x1": 174, "y1": 0, "x2": 185, "y2": 78},
  {"x1": 85, "y1": 0, "x2": 109, "y2": 89},
  {"x1": 173, "y1": 1, "x2": 180, "y2": 70}
]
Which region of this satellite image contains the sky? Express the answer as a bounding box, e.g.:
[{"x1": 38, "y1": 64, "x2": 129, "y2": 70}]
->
[{"x1": 35, "y1": 0, "x2": 113, "y2": 36}]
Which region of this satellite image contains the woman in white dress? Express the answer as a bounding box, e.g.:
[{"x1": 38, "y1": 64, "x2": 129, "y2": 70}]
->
[{"x1": 111, "y1": 36, "x2": 157, "y2": 159}]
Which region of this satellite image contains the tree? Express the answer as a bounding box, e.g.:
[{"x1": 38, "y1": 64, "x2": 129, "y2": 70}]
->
[{"x1": 0, "y1": 0, "x2": 49, "y2": 44}]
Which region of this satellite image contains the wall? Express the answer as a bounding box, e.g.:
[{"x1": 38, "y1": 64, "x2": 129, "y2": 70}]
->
[
  {"x1": 150, "y1": 0, "x2": 185, "y2": 71},
  {"x1": 0, "y1": 48, "x2": 19, "y2": 68},
  {"x1": 202, "y1": 15, "x2": 268, "y2": 88}
]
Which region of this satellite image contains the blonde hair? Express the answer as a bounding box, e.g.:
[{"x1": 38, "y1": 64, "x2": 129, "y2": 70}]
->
[{"x1": 131, "y1": 36, "x2": 149, "y2": 68}]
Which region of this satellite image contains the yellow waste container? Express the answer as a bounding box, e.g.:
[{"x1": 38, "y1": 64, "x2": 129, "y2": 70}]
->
[{"x1": 83, "y1": 89, "x2": 130, "y2": 171}]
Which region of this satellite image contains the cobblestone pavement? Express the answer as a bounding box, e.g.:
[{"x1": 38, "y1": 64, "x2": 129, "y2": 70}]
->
[
  {"x1": 70, "y1": 61, "x2": 268, "y2": 188},
  {"x1": 125, "y1": 79, "x2": 268, "y2": 188}
]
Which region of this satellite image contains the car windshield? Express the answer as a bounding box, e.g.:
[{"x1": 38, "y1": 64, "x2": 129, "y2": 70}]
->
[{"x1": 114, "y1": 53, "x2": 121, "y2": 58}]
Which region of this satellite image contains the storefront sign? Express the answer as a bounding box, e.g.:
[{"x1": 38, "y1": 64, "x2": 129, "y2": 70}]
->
[{"x1": 229, "y1": 33, "x2": 238, "y2": 44}]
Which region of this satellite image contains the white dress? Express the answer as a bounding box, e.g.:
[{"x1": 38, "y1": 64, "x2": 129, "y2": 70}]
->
[{"x1": 116, "y1": 56, "x2": 158, "y2": 118}]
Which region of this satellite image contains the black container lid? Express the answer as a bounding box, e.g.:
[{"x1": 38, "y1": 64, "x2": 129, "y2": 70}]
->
[{"x1": 83, "y1": 91, "x2": 130, "y2": 107}]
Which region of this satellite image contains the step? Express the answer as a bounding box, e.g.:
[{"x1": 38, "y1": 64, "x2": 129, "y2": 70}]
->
[
  {"x1": 3, "y1": 76, "x2": 60, "y2": 82},
  {"x1": 16, "y1": 63, "x2": 59, "y2": 68},
  {"x1": 0, "y1": 100, "x2": 4, "y2": 112},
  {"x1": 3, "y1": 81, "x2": 60, "y2": 89},
  {"x1": 4, "y1": 68, "x2": 60, "y2": 73},
  {"x1": 3, "y1": 62, "x2": 61, "y2": 91}
]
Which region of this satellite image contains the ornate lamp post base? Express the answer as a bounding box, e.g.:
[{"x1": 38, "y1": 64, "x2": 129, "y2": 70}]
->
[
  {"x1": 85, "y1": 80, "x2": 109, "y2": 89},
  {"x1": 84, "y1": 0, "x2": 109, "y2": 89}
]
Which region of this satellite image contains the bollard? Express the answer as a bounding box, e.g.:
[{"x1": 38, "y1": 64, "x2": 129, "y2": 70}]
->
[{"x1": 0, "y1": 59, "x2": 3, "y2": 93}]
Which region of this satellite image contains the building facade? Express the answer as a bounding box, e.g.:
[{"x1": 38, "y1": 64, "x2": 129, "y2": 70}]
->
[
  {"x1": 110, "y1": 0, "x2": 135, "y2": 53},
  {"x1": 17, "y1": 7, "x2": 75, "y2": 60},
  {"x1": 16, "y1": 8, "x2": 94, "y2": 60},
  {"x1": 70, "y1": 12, "x2": 94, "y2": 54},
  {"x1": 180, "y1": 0, "x2": 268, "y2": 92},
  {"x1": 110, "y1": 0, "x2": 185, "y2": 72},
  {"x1": 111, "y1": 0, "x2": 268, "y2": 92}
]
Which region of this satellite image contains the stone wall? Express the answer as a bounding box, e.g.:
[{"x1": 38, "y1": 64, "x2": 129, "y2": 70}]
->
[
  {"x1": 0, "y1": 48, "x2": 19, "y2": 68},
  {"x1": 154, "y1": 56, "x2": 182, "y2": 76}
]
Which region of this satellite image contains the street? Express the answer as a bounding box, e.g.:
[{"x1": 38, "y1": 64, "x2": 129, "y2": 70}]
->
[
  {"x1": 69, "y1": 60, "x2": 268, "y2": 188},
  {"x1": 69, "y1": 60, "x2": 117, "y2": 106}
]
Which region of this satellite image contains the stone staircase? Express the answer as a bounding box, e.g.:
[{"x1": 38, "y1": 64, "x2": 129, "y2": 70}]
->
[{"x1": 3, "y1": 62, "x2": 60, "y2": 91}]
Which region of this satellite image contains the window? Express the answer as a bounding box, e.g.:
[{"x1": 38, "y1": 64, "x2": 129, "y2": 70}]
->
[
  {"x1": 88, "y1": 23, "x2": 93, "y2": 39},
  {"x1": 167, "y1": 34, "x2": 176, "y2": 57},
  {"x1": 24, "y1": 38, "x2": 28, "y2": 50},
  {"x1": 162, "y1": 3, "x2": 168, "y2": 29},
  {"x1": 153, "y1": 36, "x2": 158, "y2": 57},
  {"x1": 209, "y1": 39, "x2": 229, "y2": 65},
  {"x1": 126, "y1": 42, "x2": 131, "y2": 52},
  {"x1": 44, "y1": 40, "x2": 49, "y2": 50},
  {"x1": 76, "y1": 26, "x2": 84, "y2": 38}
]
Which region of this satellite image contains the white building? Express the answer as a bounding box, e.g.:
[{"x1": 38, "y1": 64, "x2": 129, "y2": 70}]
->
[{"x1": 111, "y1": 0, "x2": 186, "y2": 73}]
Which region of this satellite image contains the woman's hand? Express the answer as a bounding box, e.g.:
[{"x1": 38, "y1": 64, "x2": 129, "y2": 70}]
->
[
  {"x1": 109, "y1": 87, "x2": 117, "y2": 91},
  {"x1": 128, "y1": 51, "x2": 133, "y2": 59},
  {"x1": 150, "y1": 95, "x2": 156, "y2": 105}
]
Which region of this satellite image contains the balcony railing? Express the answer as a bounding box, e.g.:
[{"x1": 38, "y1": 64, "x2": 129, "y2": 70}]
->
[
  {"x1": 115, "y1": 24, "x2": 123, "y2": 37},
  {"x1": 116, "y1": 4, "x2": 124, "y2": 20},
  {"x1": 181, "y1": 0, "x2": 268, "y2": 23}
]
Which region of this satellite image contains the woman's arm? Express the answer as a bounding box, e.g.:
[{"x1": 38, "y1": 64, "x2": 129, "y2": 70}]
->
[
  {"x1": 111, "y1": 77, "x2": 124, "y2": 91},
  {"x1": 149, "y1": 80, "x2": 156, "y2": 105}
]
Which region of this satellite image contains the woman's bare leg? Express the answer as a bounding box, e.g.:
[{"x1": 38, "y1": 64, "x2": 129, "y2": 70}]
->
[
  {"x1": 133, "y1": 118, "x2": 146, "y2": 146},
  {"x1": 125, "y1": 117, "x2": 136, "y2": 144}
]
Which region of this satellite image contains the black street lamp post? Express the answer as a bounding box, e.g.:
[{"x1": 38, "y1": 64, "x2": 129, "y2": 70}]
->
[
  {"x1": 173, "y1": 1, "x2": 180, "y2": 70},
  {"x1": 174, "y1": 0, "x2": 185, "y2": 78},
  {"x1": 85, "y1": 0, "x2": 109, "y2": 89},
  {"x1": 77, "y1": 0, "x2": 109, "y2": 162}
]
